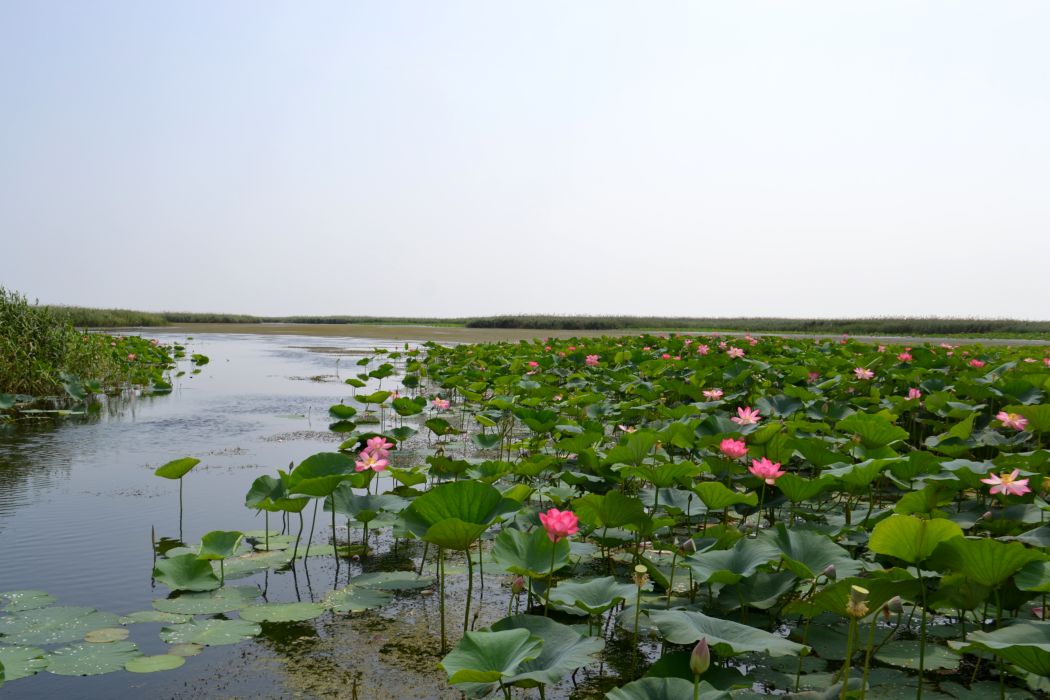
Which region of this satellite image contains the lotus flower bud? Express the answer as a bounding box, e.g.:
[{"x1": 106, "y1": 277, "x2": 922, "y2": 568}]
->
[
  {"x1": 633, "y1": 564, "x2": 649, "y2": 588},
  {"x1": 681, "y1": 538, "x2": 697, "y2": 554},
  {"x1": 846, "y1": 585, "x2": 870, "y2": 618},
  {"x1": 885, "y1": 595, "x2": 903, "y2": 614},
  {"x1": 689, "y1": 637, "x2": 711, "y2": 677},
  {"x1": 511, "y1": 575, "x2": 525, "y2": 594},
  {"x1": 822, "y1": 564, "x2": 837, "y2": 581}
]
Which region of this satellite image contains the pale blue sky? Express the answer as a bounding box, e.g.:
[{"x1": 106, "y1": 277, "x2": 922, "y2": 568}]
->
[{"x1": 2, "y1": 2, "x2": 1048, "y2": 318}]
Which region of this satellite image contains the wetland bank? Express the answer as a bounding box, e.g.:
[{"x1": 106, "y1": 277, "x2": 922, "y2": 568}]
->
[{"x1": 3, "y1": 328, "x2": 1050, "y2": 699}]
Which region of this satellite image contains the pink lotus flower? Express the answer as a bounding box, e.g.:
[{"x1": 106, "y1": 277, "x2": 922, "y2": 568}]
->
[
  {"x1": 544, "y1": 345, "x2": 552, "y2": 351},
  {"x1": 907, "y1": 388, "x2": 923, "y2": 400},
  {"x1": 878, "y1": 345, "x2": 886, "y2": 353},
  {"x1": 355, "y1": 450, "x2": 389, "y2": 472},
  {"x1": 567, "y1": 346, "x2": 576, "y2": 352},
  {"x1": 727, "y1": 347, "x2": 745, "y2": 359},
  {"x1": 719, "y1": 438, "x2": 748, "y2": 460},
  {"x1": 585, "y1": 355, "x2": 600, "y2": 366},
  {"x1": 696, "y1": 344, "x2": 710, "y2": 355},
  {"x1": 618, "y1": 424, "x2": 636, "y2": 433},
  {"x1": 981, "y1": 469, "x2": 1031, "y2": 497},
  {"x1": 364, "y1": 436, "x2": 393, "y2": 458},
  {"x1": 1044, "y1": 358, "x2": 1050, "y2": 367},
  {"x1": 968, "y1": 359, "x2": 986, "y2": 368},
  {"x1": 718, "y1": 341, "x2": 727, "y2": 350},
  {"x1": 997, "y1": 411, "x2": 1029, "y2": 431},
  {"x1": 854, "y1": 367, "x2": 874, "y2": 380},
  {"x1": 432, "y1": 398, "x2": 451, "y2": 410},
  {"x1": 897, "y1": 352, "x2": 912, "y2": 362},
  {"x1": 703, "y1": 388, "x2": 724, "y2": 400},
  {"x1": 749, "y1": 457, "x2": 785, "y2": 485},
  {"x1": 127, "y1": 353, "x2": 136, "y2": 361},
  {"x1": 528, "y1": 361, "x2": 539, "y2": 368},
  {"x1": 731, "y1": 406, "x2": 761, "y2": 426},
  {"x1": 643, "y1": 346, "x2": 651, "y2": 351},
  {"x1": 538, "y1": 508, "x2": 579, "y2": 542},
  {"x1": 940, "y1": 343, "x2": 955, "y2": 350},
  {"x1": 807, "y1": 372, "x2": 820, "y2": 384},
  {"x1": 661, "y1": 353, "x2": 671, "y2": 360}
]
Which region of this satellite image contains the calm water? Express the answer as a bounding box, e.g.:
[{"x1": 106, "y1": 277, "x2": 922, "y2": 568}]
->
[{"x1": 0, "y1": 333, "x2": 471, "y2": 699}]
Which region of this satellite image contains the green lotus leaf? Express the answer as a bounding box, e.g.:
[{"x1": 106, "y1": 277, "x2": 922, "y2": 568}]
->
[
  {"x1": 287, "y1": 452, "x2": 355, "y2": 497},
  {"x1": 159, "y1": 618, "x2": 261, "y2": 646},
  {"x1": 197, "y1": 530, "x2": 244, "y2": 561},
  {"x1": 120, "y1": 610, "x2": 192, "y2": 625},
  {"x1": 605, "y1": 677, "x2": 729, "y2": 700},
  {"x1": 46, "y1": 641, "x2": 141, "y2": 676},
  {"x1": 84, "y1": 628, "x2": 129, "y2": 643},
  {"x1": 328, "y1": 403, "x2": 358, "y2": 419},
  {"x1": 0, "y1": 590, "x2": 56, "y2": 613},
  {"x1": 152, "y1": 585, "x2": 261, "y2": 615},
  {"x1": 154, "y1": 457, "x2": 200, "y2": 480},
  {"x1": 573, "y1": 491, "x2": 648, "y2": 529},
  {"x1": 0, "y1": 645, "x2": 47, "y2": 680},
  {"x1": 930, "y1": 536, "x2": 1047, "y2": 588},
  {"x1": 491, "y1": 615, "x2": 604, "y2": 688},
  {"x1": 125, "y1": 654, "x2": 185, "y2": 673},
  {"x1": 760, "y1": 524, "x2": 863, "y2": 580},
  {"x1": 549, "y1": 576, "x2": 637, "y2": 615},
  {"x1": 392, "y1": 397, "x2": 424, "y2": 416},
  {"x1": 325, "y1": 486, "x2": 406, "y2": 522},
  {"x1": 799, "y1": 575, "x2": 921, "y2": 620},
  {"x1": 949, "y1": 620, "x2": 1050, "y2": 676},
  {"x1": 439, "y1": 628, "x2": 543, "y2": 685},
  {"x1": 1017, "y1": 560, "x2": 1050, "y2": 593},
  {"x1": 166, "y1": 643, "x2": 204, "y2": 657},
  {"x1": 323, "y1": 585, "x2": 392, "y2": 613},
  {"x1": 868, "y1": 514, "x2": 964, "y2": 565},
  {"x1": 775, "y1": 474, "x2": 830, "y2": 503},
  {"x1": 349, "y1": 571, "x2": 435, "y2": 590},
  {"x1": 400, "y1": 480, "x2": 520, "y2": 550},
  {"x1": 0, "y1": 606, "x2": 121, "y2": 646},
  {"x1": 238, "y1": 602, "x2": 326, "y2": 623},
  {"x1": 620, "y1": 463, "x2": 702, "y2": 489},
  {"x1": 692, "y1": 482, "x2": 757, "y2": 510},
  {"x1": 875, "y1": 640, "x2": 959, "y2": 671},
  {"x1": 491, "y1": 527, "x2": 571, "y2": 578},
  {"x1": 835, "y1": 413, "x2": 908, "y2": 449},
  {"x1": 683, "y1": 537, "x2": 779, "y2": 586},
  {"x1": 647, "y1": 609, "x2": 808, "y2": 657},
  {"x1": 153, "y1": 553, "x2": 220, "y2": 591}
]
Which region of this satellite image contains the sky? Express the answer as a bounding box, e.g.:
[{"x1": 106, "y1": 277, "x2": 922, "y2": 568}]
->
[{"x1": 1, "y1": 1, "x2": 1048, "y2": 319}]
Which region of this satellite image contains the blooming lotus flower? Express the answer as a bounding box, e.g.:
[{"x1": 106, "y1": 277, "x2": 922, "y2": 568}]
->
[
  {"x1": 585, "y1": 354, "x2": 600, "y2": 366},
  {"x1": 364, "y1": 436, "x2": 393, "y2": 459},
  {"x1": 719, "y1": 438, "x2": 748, "y2": 460},
  {"x1": 718, "y1": 341, "x2": 727, "y2": 350},
  {"x1": 877, "y1": 345, "x2": 886, "y2": 353},
  {"x1": 731, "y1": 406, "x2": 762, "y2": 426},
  {"x1": 854, "y1": 367, "x2": 874, "y2": 380},
  {"x1": 355, "y1": 450, "x2": 389, "y2": 472},
  {"x1": 996, "y1": 411, "x2": 1028, "y2": 431},
  {"x1": 807, "y1": 372, "x2": 820, "y2": 384},
  {"x1": 897, "y1": 352, "x2": 912, "y2": 362},
  {"x1": 968, "y1": 359, "x2": 986, "y2": 368},
  {"x1": 127, "y1": 353, "x2": 136, "y2": 361},
  {"x1": 538, "y1": 508, "x2": 579, "y2": 542},
  {"x1": 661, "y1": 353, "x2": 671, "y2": 360},
  {"x1": 981, "y1": 469, "x2": 1031, "y2": 496},
  {"x1": 527, "y1": 361, "x2": 539, "y2": 368},
  {"x1": 432, "y1": 398, "x2": 450, "y2": 410},
  {"x1": 703, "y1": 388, "x2": 724, "y2": 400},
  {"x1": 1044, "y1": 357, "x2": 1050, "y2": 367},
  {"x1": 749, "y1": 457, "x2": 785, "y2": 485},
  {"x1": 567, "y1": 346, "x2": 576, "y2": 352},
  {"x1": 907, "y1": 388, "x2": 923, "y2": 400},
  {"x1": 696, "y1": 344, "x2": 710, "y2": 355},
  {"x1": 618, "y1": 424, "x2": 637, "y2": 433},
  {"x1": 727, "y1": 347, "x2": 745, "y2": 359}
]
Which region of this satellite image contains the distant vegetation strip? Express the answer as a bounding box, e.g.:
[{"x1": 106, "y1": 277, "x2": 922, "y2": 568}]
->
[{"x1": 48, "y1": 306, "x2": 1050, "y2": 338}]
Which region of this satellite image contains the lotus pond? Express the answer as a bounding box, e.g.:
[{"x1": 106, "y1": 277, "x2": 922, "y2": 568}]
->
[{"x1": 2, "y1": 331, "x2": 1050, "y2": 699}]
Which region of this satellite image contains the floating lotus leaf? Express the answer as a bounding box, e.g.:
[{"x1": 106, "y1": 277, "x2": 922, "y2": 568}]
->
[
  {"x1": 349, "y1": 571, "x2": 435, "y2": 590},
  {"x1": 0, "y1": 644, "x2": 47, "y2": 680},
  {"x1": 835, "y1": 413, "x2": 908, "y2": 449},
  {"x1": 46, "y1": 641, "x2": 141, "y2": 676},
  {"x1": 120, "y1": 610, "x2": 192, "y2": 625},
  {"x1": 159, "y1": 618, "x2": 261, "y2": 646},
  {"x1": 647, "y1": 609, "x2": 808, "y2": 657},
  {"x1": 439, "y1": 628, "x2": 543, "y2": 685},
  {"x1": 197, "y1": 530, "x2": 244, "y2": 560},
  {"x1": 0, "y1": 590, "x2": 56, "y2": 613},
  {"x1": 875, "y1": 640, "x2": 959, "y2": 671},
  {"x1": 323, "y1": 585, "x2": 391, "y2": 613},
  {"x1": 0, "y1": 606, "x2": 121, "y2": 645},
  {"x1": 166, "y1": 643, "x2": 203, "y2": 657},
  {"x1": 683, "y1": 537, "x2": 779, "y2": 586},
  {"x1": 605, "y1": 677, "x2": 729, "y2": 700},
  {"x1": 125, "y1": 654, "x2": 185, "y2": 673},
  {"x1": 548, "y1": 576, "x2": 636, "y2": 615},
  {"x1": 238, "y1": 602, "x2": 326, "y2": 623},
  {"x1": 154, "y1": 457, "x2": 200, "y2": 480},
  {"x1": 84, "y1": 628, "x2": 129, "y2": 643},
  {"x1": 153, "y1": 553, "x2": 220, "y2": 591},
  {"x1": 152, "y1": 585, "x2": 261, "y2": 615}
]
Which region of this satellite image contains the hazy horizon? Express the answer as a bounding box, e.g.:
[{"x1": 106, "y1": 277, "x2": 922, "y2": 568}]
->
[{"x1": 3, "y1": 2, "x2": 1048, "y2": 318}]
